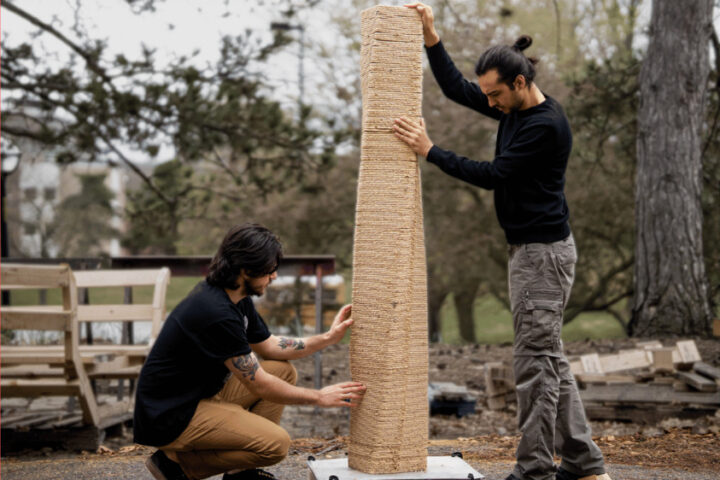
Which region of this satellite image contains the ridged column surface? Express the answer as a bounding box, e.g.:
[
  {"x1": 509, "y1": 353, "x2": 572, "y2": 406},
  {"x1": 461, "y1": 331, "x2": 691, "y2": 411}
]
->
[{"x1": 349, "y1": 5, "x2": 428, "y2": 474}]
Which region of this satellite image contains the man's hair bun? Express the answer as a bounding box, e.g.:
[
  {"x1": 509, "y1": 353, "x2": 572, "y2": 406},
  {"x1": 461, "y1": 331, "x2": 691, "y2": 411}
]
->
[{"x1": 513, "y1": 35, "x2": 533, "y2": 51}]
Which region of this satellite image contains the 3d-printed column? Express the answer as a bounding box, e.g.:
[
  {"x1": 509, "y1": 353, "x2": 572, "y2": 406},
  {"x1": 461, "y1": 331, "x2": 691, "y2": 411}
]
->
[{"x1": 349, "y1": 5, "x2": 428, "y2": 474}]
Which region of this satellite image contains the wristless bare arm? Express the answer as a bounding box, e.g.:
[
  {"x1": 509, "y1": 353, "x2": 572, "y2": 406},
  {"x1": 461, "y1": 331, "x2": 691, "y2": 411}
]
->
[
  {"x1": 224, "y1": 352, "x2": 366, "y2": 407},
  {"x1": 251, "y1": 304, "x2": 354, "y2": 361}
]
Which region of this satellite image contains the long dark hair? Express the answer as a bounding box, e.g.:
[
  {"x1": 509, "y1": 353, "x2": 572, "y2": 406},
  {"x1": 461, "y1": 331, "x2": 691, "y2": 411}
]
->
[
  {"x1": 206, "y1": 223, "x2": 283, "y2": 289},
  {"x1": 475, "y1": 35, "x2": 539, "y2": 89}
]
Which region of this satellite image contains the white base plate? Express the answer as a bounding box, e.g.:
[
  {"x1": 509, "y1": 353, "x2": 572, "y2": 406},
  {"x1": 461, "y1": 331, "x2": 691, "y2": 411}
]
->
[{"x1": 307, "y1": 456, "x2": 484, "y2": 480}]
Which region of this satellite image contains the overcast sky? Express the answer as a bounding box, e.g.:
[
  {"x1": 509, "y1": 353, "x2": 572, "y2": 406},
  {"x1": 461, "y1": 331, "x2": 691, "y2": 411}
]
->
[
  {"x1": 1, "y1": 1, "x2": 332, "y2": 110},
  {"x1": 2, "y1": 0, "x2": 718, "y2": 151}
]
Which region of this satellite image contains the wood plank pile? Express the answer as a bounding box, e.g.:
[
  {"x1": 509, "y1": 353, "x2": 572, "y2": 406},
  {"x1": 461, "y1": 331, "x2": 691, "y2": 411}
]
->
[
  {"x1": 1, "y1": 396, "x2": 132, "y2": 452},
  {"x1": 569, "y1": 340, "x2": 720, "y2": 423}
]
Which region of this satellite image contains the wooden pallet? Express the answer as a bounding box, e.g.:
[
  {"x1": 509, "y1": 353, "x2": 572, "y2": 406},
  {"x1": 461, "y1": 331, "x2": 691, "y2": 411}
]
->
[{"x1": 1, "y1": 404, "x2": 132, "y2": 451}]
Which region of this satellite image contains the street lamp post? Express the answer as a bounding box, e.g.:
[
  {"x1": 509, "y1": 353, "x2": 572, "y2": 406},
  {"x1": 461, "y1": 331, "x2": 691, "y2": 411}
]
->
[
  {"x1": 270, "y1": 22, "x2": 305, "y2": 122},
  {"x1": 1, "y1": 141, "x2": 21, "y2": 305}
]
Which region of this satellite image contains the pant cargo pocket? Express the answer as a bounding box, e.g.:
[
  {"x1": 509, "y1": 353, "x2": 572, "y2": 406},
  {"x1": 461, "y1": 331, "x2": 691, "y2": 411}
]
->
[{"x1": 519, "y1": 290, "x2": 563, "y2": 351}]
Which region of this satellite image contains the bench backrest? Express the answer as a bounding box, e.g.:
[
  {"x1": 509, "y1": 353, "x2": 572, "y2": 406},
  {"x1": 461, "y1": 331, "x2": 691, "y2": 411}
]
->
[
  {"x1": 1, "y1": 263, "x2": 100, "y2": 424},
  {"x1": 2, "y1": 263, "x2": 77, "y2": 333},
  {"x1": 73, "y1": 268, "x2": 171, "y2": 343}
]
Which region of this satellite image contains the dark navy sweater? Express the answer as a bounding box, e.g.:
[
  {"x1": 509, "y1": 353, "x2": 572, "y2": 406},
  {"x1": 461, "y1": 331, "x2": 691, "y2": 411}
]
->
[{"x1": 425, "y1": 41, "x2": 571, "y2": 245}]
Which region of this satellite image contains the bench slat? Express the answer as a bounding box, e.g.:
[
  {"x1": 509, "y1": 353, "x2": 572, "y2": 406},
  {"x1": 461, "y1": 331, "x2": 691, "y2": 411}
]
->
[
  {"x1": 0, "y1": 366, "x2": 65, "y2": 378},
  {"x1": 3, "y1": 344, "x2": 149, "y2": 357},
  {"x1": 2, "y1": 352, "x2": 96, "y2": 365},
  {"x1": 1, "y1": 307, "x2": 72, "y2": 331},
  {"x1": 1, "y1": 378, "x2": 81, "y2": 396},
  {"x1": 89, "y1": 366, "x2": 143, "y2": 379},
  {"x1": 1, "y1": 303, "x2": 156, "y2": 323},
  {"x1": 74, "y1": 269, "x2": 166, "y2": 287},
  {"x1": 1, "y1": 264, "x2": 71, "y2": 289},
  {"x1": 77, "y1": 304, "x2": 154, "y2": 322}
]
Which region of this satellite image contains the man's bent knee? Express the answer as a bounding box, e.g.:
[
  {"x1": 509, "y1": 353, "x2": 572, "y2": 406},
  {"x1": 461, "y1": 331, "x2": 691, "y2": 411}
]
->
[{"x1": 259, "y1": 428, "x2": 291, "y2": 465}]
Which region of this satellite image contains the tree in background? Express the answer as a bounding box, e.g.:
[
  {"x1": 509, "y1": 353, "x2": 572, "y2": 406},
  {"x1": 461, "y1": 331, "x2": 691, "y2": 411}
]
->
[
  {"x1": 560, "y1": 1, "x2": 642, "y2": 330},
  {"x1": 1, "y1": 0, "x2": 337, "y2": 247},
  {"x1": 123, "y1": 160, "x2": 211, "y2": 254},
  {"x1": 415, "y1": 0, "x2": 649, "y2": 341},
  {"x1": 630, "y1": 0, "x2": 714, "y2": 336},
  {"x1": 562, "y1": 55, "x2": 638, "y2": 329},
  {"x1": 53, "y1": 174, "x2": 118, "y2": 256},
  {"x1": 703, "y1": 24, "x2": 720, "y2": 314},
  {"x1": 309, "y1": 0, "x2": 706, "y2": 342}
]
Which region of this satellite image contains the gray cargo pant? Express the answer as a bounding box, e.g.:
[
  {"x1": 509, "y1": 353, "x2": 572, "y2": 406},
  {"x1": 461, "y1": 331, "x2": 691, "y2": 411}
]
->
[{"x1": 508, "y1": 233, "x2": 605, "y2": 480}]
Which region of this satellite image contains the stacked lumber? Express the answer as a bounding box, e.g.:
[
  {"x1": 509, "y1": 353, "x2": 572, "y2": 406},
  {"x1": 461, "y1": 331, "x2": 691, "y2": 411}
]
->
[
  {"x1": 570, "y1": 340, "x2": 720, "y2": 423},
  {"x1": 484, "y1": 362, "x2": 516, "y2": 410}
]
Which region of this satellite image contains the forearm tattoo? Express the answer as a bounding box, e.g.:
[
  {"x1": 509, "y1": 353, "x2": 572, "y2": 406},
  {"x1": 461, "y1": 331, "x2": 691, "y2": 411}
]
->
[
  {"x1": 232, "y1": 353, "x2": 259, "y2": 381},
  {"x1": 278, "y1": 337, "x2": 306, "y2": 351}
]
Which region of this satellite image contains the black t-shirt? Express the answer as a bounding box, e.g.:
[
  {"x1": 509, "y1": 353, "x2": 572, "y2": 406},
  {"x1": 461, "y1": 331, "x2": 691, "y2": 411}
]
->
[
  {"x1": 425, "y1": 41, "x2": 572, "y2": 245},
  {"x1": 133, "y1": 281, "x2": 271, "y2": 447}
]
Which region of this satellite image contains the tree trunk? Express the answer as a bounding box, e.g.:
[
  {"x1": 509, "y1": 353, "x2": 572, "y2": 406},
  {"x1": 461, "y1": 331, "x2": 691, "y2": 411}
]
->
[
  {"x1": 454, "y1": 282, "x2": 479, "y2": 344},
  {"x1": 630, "y1": 0, "x2": 714, "y2": 336},
  {"x1": 427, "y1": 282, "x2": 447, "y2": 343}
]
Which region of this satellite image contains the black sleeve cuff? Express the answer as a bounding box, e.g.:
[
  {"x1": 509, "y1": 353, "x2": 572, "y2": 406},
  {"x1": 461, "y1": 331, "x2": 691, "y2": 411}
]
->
[
  {"x1": 426, "y1": 145, "x2": 442, "y2": 164},
  {"x1": 424, "y1": 40, "x2": 444, "y2": 56}
]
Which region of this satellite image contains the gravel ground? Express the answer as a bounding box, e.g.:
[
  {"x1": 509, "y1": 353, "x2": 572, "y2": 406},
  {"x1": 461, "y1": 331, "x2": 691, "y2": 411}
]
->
[
  {"x1": 3, "y1": 338, "x2": 720, "y2": 478},
  {"x1": 2, "y1": 445, "x2": 719, "y2": 480}
]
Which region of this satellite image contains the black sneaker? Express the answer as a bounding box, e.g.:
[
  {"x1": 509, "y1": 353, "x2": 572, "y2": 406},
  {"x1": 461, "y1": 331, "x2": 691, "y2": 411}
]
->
[
  {"x1": 556, "y1": 467, "x2": 578, "y2": 480},
  {"x1": 222, "y1": 469, "x2": 277, "y2": 480},
  {"x1": 504, "y1": 475, "x2": 522, "y2": 480},
  {"x1": 145, "y1": 450, "x2": 189, "y2": 480}
]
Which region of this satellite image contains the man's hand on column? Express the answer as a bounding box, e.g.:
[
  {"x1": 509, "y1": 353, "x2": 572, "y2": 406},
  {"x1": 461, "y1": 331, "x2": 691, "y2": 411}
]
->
[
  {"x1": 316, "y1": 381, "x2": 367, "y2": 408},
  {"x1": 393, "y1": 117, "x2": 434, "y2": 157},
  {"x1": 405, "y1": 2, "x2": 440, "y2": 47},
  {"x1": 325, "y1": 304, "x2": 353, "y2": 345}
]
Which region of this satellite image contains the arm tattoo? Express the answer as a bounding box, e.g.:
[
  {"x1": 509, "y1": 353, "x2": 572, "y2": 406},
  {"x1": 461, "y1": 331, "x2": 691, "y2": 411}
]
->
[
  {"x1": 232, "y1": 353, "x2": 259, "y2": 381},
  {"x1": 278, "y1": 337, "x2": 306, "y2": 351}
]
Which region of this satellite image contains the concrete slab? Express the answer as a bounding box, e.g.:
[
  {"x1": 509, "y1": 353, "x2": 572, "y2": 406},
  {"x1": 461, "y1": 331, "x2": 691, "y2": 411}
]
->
[{"x1": 307, "y1": 456, "x2": 484, "y2": 480}]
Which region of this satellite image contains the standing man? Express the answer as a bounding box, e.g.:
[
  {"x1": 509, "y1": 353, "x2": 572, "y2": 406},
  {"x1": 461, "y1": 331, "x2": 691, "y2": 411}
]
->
[
  {"x1": 394, "y1": 4, "x2": 610, "y2": 480},
  {"x1": 135, "y1": 223, "x2": 366, "y2": 480}
]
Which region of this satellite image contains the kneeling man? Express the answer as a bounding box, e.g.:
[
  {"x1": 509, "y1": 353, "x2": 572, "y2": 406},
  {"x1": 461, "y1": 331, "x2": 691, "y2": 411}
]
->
[{"x1": 134, "y1": 223, "x2": 365, "y2": 480}]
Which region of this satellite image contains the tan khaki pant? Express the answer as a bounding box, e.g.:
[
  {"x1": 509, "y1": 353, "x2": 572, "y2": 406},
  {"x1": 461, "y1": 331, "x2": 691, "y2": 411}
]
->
[{"x1": 160, "y1": 360, "x2": 297, "y2": 480}]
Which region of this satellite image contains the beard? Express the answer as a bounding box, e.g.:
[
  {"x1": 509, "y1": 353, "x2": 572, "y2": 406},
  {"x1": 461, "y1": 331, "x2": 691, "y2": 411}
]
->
[{"x1": 242, "y1": 277, "x2": 265, "y2": 297}]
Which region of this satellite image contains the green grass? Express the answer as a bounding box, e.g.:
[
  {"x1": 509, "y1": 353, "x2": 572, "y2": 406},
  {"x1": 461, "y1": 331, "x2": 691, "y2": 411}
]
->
[
  {"x1": 7, "y1": 276, "x2": 203, "y2": 312},
  {"x1": 8, "y1": 277, "x2": 626, "y2": 345},
  {"x1": 440, "y1": 294, "x2": 627, "y2": 345}
]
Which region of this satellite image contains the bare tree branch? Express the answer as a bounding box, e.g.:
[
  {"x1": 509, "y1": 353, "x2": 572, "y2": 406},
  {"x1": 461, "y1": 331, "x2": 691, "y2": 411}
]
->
[
  {"x1": 2, "y1": 1, "x2": 113, "y2": 84},
  {"x1": 95, "y1": 131, "x2": 172, "y2": 204}
]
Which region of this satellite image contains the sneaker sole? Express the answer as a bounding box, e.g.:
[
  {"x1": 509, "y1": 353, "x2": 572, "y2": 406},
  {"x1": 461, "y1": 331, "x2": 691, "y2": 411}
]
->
[{"x1": 145, "y1": 456, "x2": 169, "y2": 480}]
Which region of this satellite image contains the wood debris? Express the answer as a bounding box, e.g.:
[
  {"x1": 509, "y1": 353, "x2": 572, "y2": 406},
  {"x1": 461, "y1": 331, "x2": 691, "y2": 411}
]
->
[
  {"x1": 570, "y1": 340, "x2": 720, "y2": 423},
  {"x1": 476, "y1": 340, "x2": 720, "y2": 424},
  {"x1": 484, "y1": 362, "x2": 516, "y2": 411}
]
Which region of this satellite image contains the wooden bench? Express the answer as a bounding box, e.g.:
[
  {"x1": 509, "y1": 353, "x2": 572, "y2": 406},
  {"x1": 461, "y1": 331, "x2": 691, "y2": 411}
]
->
[{"x1": 1, "y1": 263, "x2": 170, "y2": 426}]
